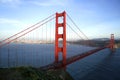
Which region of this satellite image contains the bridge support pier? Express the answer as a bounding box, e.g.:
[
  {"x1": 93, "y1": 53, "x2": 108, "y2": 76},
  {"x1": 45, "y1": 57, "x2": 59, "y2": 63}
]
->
[{"x1": 55, "y1": 11, "x2": 66, "y2": 69}]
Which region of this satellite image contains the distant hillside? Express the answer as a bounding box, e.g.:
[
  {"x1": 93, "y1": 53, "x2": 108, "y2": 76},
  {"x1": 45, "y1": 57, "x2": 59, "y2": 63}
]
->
[
  {"x1": 92, "y1": 38, "x2": 109, "y2": 41},
  {"x1": 66, "y1": 38, "x2": 120, "y2": 47},
  {"x1": 66, "y1": 39, "x2": 109, "y2": 47},
  {"x1": 116, "y1": 43, "x2": 120, "y2": 48}
]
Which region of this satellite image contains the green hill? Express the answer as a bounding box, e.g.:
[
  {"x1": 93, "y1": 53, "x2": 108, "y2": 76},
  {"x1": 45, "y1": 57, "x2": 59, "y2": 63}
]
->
[{"x1": 0, "y1": 67, "x2": 73, "y2": 80}]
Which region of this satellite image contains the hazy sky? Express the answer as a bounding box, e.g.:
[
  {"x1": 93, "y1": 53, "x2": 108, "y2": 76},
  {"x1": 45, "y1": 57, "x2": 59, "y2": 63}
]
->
[{"x1": 0, "y1": 0, "x2": 120, "y2": 39}]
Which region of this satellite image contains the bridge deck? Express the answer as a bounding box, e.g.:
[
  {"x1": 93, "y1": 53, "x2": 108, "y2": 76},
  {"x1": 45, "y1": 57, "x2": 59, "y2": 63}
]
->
[
  {"x1": 77, "y1": 48, "x2": 120, "y2": 80},
  {"x1": 41, "y1": 47, "x2": 107, "y2": 70}
]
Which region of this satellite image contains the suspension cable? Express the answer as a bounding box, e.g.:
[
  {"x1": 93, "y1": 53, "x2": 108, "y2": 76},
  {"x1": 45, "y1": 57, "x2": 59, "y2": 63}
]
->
[
  {"x1": 67, "y1": 13, "x2": 96, "y2": 46},
  {"x1": 0, "y1": 14, "x2": 55, "y2": 44},
  {"x1": 67, "y1": 23, "x2": 84, "y2": 40},
  {"x1": 0, "y1": 17, "x2": 55, "y2": 48},
  {"x1": 67, "y1": 13, "x2": 89, "y2": 40}
]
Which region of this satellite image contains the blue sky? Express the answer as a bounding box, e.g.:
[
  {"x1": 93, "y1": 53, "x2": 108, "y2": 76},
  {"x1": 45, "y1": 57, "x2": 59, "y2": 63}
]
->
[{"x1": 0, "y1": 0, "x2": 120, "y2": 39}]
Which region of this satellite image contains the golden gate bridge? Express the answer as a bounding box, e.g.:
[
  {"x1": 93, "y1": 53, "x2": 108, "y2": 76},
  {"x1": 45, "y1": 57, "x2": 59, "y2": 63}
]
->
[{"x1": 0, "y1": 11, "x2": 115, "y2": 70}]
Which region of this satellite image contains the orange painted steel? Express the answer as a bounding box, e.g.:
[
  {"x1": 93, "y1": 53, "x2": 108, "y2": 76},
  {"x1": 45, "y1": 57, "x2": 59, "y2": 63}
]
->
[
  {"x1": 41, "y1": 47, "x2": 107, "y2": 70},
  {"x1": 55, "y1": 11, "x2": 66, "y2": 68},
  {"x1": 0, "y1": 17, "x2": 55, "y2": 48},
  {"x1": 110, "y1": 34, "x2": 115, "y2": 51},
  {"x1": 0, "y1": 14, "x2": 54, "y2": 45}
]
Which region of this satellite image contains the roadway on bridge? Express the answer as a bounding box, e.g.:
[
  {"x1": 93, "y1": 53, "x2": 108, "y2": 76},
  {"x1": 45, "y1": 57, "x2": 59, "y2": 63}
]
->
[{"x1": 67, "y1": 48, "x2": 120, "y2": 80}]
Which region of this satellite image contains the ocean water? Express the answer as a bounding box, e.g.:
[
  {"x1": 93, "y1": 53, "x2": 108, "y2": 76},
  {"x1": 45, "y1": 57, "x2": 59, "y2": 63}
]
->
[
  {"x1": 67, "y1": 48, "x2": 120, "y2": 80},
  {"x1": 0, "y1": 44, "x2": 120, "y2": 80}
]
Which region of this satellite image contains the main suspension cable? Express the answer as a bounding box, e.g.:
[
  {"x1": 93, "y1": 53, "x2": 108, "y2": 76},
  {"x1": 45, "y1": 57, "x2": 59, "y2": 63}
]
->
[
  {"x1": 67, "y1": 23, "x2": 84, "y2": 40},
  {"x1": 67, "y1": 13, "x2": 90, "y2": 40},
  {"x1": 0, "y1": 14, "x2": 55, "y2": 44},
  {"x1": 0, "y1": 17, "x2": 55, "y2": 48}
]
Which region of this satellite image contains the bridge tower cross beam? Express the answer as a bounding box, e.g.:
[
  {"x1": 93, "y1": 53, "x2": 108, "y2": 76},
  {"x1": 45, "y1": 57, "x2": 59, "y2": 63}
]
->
[
  {"x1": 55, "y1": 11, "x2": 66, "y2": 69},
  {"x1": 110, "y1": 34, "x2": 115, "y2": 51}
]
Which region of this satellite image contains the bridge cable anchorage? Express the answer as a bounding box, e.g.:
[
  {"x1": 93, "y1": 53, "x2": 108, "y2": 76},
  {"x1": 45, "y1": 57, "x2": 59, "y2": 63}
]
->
[
  {"x1": 0, "y1": 14, "x2": 55, "y2": 44},
  {"x1": 67, "y1": 13, "x2": 94, "y2": 46},
  {"x1": 0, "y1": 17, "x2": 55, "y2": 48}
]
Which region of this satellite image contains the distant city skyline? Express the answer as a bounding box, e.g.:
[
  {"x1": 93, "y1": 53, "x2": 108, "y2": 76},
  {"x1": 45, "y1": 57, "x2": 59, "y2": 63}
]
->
[{"x1": 0, "y1": 0, "x2": 120, "y2": 40}]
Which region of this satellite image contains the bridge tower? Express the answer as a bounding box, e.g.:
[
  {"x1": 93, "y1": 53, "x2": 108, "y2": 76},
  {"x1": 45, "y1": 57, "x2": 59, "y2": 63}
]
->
[
  {"x1": 55, "y1": 11, "x2": 66, "y2": 68},
  {"x1": 110, "y1": 34, "x2": 115, "y2": 51}
]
